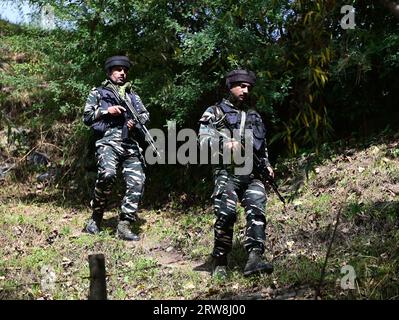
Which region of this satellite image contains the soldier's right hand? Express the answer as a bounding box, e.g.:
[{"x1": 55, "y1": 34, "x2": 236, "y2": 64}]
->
[{"x1": 108, "y1": 105, "x2": 126, "y2": 115}]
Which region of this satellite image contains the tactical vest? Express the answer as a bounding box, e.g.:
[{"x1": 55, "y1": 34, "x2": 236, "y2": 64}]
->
[
  {"x1": 212, "y1": 100, "x2": 266, "y2": 151},
  {"x1": 91, "y1": 86, "x2": 144, "y2": 138}
]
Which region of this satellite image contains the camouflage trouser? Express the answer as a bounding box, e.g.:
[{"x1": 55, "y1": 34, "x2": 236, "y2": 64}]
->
[
  {"x1": 91, "y1": 137, "x2": 145, "y2": 223},
  {"x1": 212, "y1": 169, "x2": 267, "y2": 257}
]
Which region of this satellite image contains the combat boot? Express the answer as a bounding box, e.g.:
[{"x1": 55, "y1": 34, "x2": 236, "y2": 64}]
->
[
  {"x1": 85, "y1": 216, "x2": 101, "y2": 235},
  {"x1": 243, "y1": 249, "x2": 274, "y2": 277},
  {"x1": 212, "y1": 255, "x2": 228, "y2": 279},
  {"x1": 116, "y1": 220, "x2": 140, "y2": 241}
]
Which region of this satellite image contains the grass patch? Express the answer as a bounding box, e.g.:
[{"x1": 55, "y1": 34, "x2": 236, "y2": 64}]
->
[{"x1": 1, "y1": 136, "x2": 398, "y2": 299}]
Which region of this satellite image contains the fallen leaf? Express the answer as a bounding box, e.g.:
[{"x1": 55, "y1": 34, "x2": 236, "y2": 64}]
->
[
  {"x1": 341, "y1": 227, "x2": 350, "y2": 234},
  {"x1": 13, "y1": 226, "x2": 23, "y2": 236},
  {"x1": 380, "y1": 252, "x2": 389, "y2": 259},
  {"x1": 371, "y1": 146, "x2": 380, "y2": 155},
  {"x1": 184, "y1": 282, "x2": 196, "y2": 290},
  {"x1": 232, "y1": 283, "x2": 239, "y2": 290},
  {"x1": 286, "y1": 241, "x2": 295, "y2": 249},
  {"x1": 61, "y1": 257, "x2": 73, "y2": 268}
]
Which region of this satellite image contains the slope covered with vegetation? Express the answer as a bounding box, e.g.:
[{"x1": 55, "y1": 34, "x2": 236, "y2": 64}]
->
[
  {"x1": 0, "y1": 1, "x2": 398, "y2": 300},
  {"x1": 1, "y1": 133, "x2": 398, "y2": 300}
]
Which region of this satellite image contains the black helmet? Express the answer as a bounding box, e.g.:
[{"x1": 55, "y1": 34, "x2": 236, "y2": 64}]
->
[
  {"x1": 225, "y1": 69, "x2": 256, "y2": 88},
  {"x1": 104, "y1": 55, "x2": 131, "y2": 72}
]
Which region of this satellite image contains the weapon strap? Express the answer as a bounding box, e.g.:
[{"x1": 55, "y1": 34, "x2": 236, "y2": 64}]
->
[{"x1": 239, "y1": 110, "x2": 246, "y2": 139}]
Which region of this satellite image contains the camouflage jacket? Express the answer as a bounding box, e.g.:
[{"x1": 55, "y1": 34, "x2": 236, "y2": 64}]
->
[{"x1": 83, "y1": 80, "x2": 149, "y2": 143}]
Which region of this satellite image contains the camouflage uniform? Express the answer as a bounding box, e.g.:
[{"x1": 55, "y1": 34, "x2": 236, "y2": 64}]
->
[
  {"x1": 199, "y1": 98, "x2": 271, "y2": 259},
  {"x1": 83, "y1": 80, "x2": 149, "y2": 224}
]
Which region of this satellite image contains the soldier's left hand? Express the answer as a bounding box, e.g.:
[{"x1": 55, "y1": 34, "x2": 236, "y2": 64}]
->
[
  {"x1": 267, "y1": 166, "x2": 274, "y2": 179},
  {"x1": 127, "y1": 119, "x2": 135, "y2": 130}
]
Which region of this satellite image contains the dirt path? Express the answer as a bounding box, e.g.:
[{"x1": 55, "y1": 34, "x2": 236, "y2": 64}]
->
[{"x1": 134, "y1": 237, "x2": 212, "y2": 277}]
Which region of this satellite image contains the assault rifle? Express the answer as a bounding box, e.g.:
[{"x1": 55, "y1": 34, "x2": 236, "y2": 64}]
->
[
  {"x1": 107, "y1": 86, "x2": 160, "y2": 158},
  {"x1": 252, "y1": 153, "x2": 285, "y2": 205}
]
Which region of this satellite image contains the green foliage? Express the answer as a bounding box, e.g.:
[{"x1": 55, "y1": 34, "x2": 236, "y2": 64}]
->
[
  {"x1": 327, "y1": 1, "x2": 399, "y2": 139},
  {"x1": 0, "y1": 0, "x2": 398, "y2": 201}
]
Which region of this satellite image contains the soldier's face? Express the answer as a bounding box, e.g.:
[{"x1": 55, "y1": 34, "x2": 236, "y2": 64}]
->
[
  {"x1": 109, "y1": 66, "x2": 128, "y2": 85},
  {"x1": 230, "y1": 82, "x2": 252, "y2": 102}
]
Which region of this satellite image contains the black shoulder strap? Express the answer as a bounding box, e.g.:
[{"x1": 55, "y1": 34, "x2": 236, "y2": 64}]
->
[
  {"x1": 97, "y1": 85, "x2": 115, "y2": 96},
  {"x1": 96, "y1": 86, "x2": 104, "y2": 98},
  {"x1": 98, "y1": 85, "x2": 126, "y2": 106}
]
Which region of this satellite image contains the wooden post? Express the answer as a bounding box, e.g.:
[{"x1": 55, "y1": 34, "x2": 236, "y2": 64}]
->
[{"x1": 88, "y1": 254, "x2": 107, "y2": 300}]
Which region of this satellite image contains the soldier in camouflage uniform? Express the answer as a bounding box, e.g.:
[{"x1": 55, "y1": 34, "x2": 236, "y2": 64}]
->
[
  {"x1": 83, "y1": 55, "x2": 150, "y2": 241},
  {"x1": 199, "y1": 69, "x2": 274, "y2": 277}
]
